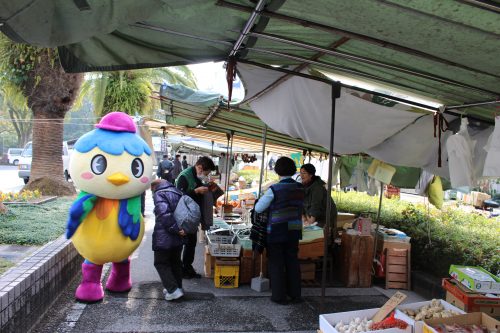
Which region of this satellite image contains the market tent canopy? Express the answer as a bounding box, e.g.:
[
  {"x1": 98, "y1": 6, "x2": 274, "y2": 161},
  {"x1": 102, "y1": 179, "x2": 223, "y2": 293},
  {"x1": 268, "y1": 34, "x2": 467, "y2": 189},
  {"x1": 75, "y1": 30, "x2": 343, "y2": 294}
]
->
[
  {"x1": 143, "y1": 118, "x2": 308, "y2": 155},
  {"x1": 2, "y1": 0, "x2": 499, "y2": 121},
  {"x1": 155, "y1": 84, "x2": 328, "y2": 154}
]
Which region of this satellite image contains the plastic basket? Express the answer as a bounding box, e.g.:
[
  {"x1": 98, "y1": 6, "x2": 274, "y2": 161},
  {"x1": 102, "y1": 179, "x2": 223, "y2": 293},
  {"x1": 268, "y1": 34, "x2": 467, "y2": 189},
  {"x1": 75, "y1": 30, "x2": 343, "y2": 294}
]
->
[
  {"x1": 207, "y1": 234, "x2": 234, "y2": 244},
  {"x1": 214, "y1": 260, "x2": 239, "y2": 288},
  {"x1": 207, "y1": 234, "x2": 241, "y2": 257}
]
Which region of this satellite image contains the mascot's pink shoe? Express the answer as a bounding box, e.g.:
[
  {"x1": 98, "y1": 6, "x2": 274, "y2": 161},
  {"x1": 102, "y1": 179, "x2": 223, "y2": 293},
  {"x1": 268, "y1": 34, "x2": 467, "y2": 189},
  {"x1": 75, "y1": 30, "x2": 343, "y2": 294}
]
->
[
  {"x1": 105, "y1": 261, "x2": 132, "y2": 292},
  {"x1": 75, "y1": 263, "x2": 104, "y2": 303}
]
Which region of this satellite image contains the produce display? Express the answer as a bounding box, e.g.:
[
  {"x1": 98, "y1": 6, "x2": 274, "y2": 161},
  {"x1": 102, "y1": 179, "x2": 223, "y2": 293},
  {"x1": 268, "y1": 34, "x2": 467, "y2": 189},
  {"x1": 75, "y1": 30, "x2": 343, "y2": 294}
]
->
[
  {"x1": 334, "y1": 317, "x2": 373, "y2": 333},
  {"x1": 432, "y1": 324, "x2": 491, "y2": 333},
  {"x1": 333, "y1": 312, "x2": 407, "y2": 333},
  {"x1": 400, "y1": 299, "x2": 460, "y2": 320},
  {"x1": 371, "y1": 312, "x2": 409, "y2": 330}
]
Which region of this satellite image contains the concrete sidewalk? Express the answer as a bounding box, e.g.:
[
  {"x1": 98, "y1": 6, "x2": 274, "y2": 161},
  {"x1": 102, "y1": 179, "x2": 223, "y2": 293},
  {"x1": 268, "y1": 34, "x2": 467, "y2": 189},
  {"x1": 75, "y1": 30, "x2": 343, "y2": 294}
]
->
[{"x1": 32, "y1": 192, "x2": 425, "y2": 333}]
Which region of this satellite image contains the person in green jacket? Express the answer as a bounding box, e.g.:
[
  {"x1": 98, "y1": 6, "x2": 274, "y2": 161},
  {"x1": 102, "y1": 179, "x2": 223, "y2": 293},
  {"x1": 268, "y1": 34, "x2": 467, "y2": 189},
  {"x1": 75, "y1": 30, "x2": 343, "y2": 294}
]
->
[
  {"x1": 299, "y1": 163, "x2": 337, "y2": 228},
  {"x1": 175, "y1": 156, "x2": 216, "y2": 278}
]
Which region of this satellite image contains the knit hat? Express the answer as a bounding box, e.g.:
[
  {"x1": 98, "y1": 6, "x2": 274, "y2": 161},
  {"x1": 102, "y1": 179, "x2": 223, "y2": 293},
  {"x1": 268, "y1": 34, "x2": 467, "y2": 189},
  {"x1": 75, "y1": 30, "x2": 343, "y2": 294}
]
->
[{"x1": 95, "y1": 112, "x2": 136, "y2": 133}]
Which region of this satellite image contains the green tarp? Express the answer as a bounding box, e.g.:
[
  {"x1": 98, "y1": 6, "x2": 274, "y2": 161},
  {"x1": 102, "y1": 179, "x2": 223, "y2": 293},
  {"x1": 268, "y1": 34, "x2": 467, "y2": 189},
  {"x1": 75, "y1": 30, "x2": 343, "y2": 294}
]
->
[{"x1": 1, "y1": 0, "x2": 499, "y2": 120}]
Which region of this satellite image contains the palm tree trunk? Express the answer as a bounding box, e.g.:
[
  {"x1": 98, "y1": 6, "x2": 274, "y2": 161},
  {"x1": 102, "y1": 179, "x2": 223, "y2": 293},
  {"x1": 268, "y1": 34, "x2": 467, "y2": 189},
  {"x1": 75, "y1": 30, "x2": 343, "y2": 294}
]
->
[{"x1": 29, "y1": 109, "x2": 64, "y2": 182}]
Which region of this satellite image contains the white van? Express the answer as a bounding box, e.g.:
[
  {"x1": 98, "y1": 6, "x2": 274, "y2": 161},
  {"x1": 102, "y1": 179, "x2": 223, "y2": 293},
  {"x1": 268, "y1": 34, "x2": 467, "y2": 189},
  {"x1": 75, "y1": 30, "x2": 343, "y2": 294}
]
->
[
  {"x1": 7, "y1": 148, "x2": 23, "y2": 165},
  {"x1": 18, "y1": 140, "x2": 76, "y2": 184}
]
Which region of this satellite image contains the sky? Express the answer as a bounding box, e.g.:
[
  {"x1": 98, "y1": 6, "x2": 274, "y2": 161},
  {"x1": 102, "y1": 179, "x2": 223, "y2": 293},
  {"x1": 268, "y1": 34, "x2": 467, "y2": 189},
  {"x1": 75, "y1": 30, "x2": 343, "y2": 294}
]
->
[{"x1": 187, "y1": 62, "x2": 245, "y2": 102}]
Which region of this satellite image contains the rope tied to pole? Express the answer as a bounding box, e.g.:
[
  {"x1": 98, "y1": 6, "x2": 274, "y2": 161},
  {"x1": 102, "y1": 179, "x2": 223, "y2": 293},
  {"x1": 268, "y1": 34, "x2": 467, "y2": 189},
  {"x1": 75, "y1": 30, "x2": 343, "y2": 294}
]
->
[
  {"x1": 433, "y1": 107, "x2": 450, "y2": 167},
  {"x1": 226, "y1": 57, "x2": 238, "y2": 109}
]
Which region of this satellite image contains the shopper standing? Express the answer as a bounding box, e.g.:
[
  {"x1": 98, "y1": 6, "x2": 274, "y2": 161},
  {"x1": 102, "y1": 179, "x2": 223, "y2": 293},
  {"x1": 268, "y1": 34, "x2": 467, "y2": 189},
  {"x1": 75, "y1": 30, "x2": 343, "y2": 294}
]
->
[
  {"x1": 182, "y1": 155, "x2": 189, "y2": 170},
  {"x1": 151, "y1": 179, "x2": 186, "y2": 301},
  {"x1": 175, "y1": 156, "x2": 216, "y2": 278},
  {"x1": 255, "y1": 157, "x2": 304, "y2": 305},
  {"x1": 171, "y1": 154, "x2": 183, "y2": 180},
  {"x1": 157, "y1": 154, "x2": 174, "y2": 182}
]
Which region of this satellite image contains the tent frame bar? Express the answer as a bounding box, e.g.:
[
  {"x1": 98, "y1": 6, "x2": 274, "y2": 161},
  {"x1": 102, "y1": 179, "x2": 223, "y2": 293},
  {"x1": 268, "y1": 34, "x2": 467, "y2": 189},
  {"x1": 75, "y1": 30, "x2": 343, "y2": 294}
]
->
[
  {"x1": 228, "y1": 0, "x2": 267, "y2": 57},
  {"x1": 248, "y1": 31, "x2": 498, "y2": 96},
  {"x1": 216, "y1": 0, "x2": 500, "y2": 79},
  {"x1": 459, "y1": 0, "x2": 500, "y2": 13},
  {"x1": 446, "y1": 99, "x2": 500, "y2": 110},
  {"x1": 199, "y1": 98, "x2": 223, "y2": 127},
  {"x1": 245, "y1": 47, "x2": 458, "y2": 98},
  {"x1": 244, "y1": 37, "x2": 351, "y2": 104},
  {"x1": 140, "y1": 22, "x2": 495, "y2": 122}
]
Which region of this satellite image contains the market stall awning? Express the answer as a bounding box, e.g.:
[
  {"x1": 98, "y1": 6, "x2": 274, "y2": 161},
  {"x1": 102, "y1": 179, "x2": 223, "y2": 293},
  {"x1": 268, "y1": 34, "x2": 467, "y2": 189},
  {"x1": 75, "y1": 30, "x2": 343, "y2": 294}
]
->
[
  {"x1": 154, "y1": 84, "x2": 329, "y2": 154},
  {"x1": 2, "y1": 0, "x2": 499, "y2": 121},
  {"x1": 143, "y1": 118, "x2": 311, "y2": 155}
]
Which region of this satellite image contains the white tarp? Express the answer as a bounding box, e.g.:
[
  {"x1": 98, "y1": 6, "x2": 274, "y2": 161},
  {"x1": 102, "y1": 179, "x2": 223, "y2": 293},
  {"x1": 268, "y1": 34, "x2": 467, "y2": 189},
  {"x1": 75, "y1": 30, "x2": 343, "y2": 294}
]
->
[
  {"x1": 242, "y1": 66, "x2": 422, "y2": 155},
  {"x1": 238, "y1": 62, "x2": 496, "y2": 179}
]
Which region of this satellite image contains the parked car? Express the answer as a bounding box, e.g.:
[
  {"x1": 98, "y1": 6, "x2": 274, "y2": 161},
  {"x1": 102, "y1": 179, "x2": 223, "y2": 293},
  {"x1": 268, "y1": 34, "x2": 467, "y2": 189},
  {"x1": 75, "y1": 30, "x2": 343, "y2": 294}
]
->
[
  {"x1": 7, "y1": 148, "x2": 23, "y2": 165},
  {"x1": 18, "y1": 140, "x2": 76, "y2": 184}
]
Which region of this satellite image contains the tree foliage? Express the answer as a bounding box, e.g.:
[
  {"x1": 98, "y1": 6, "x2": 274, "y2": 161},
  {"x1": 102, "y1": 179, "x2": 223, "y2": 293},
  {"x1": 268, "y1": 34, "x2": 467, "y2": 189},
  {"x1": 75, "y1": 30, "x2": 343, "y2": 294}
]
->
[
  {"x1": 0, "y1": 35, "x2": 83, "y2": 195},
  {"x1": 80, "y1": 67, "x2": 198, "y2": 117}
]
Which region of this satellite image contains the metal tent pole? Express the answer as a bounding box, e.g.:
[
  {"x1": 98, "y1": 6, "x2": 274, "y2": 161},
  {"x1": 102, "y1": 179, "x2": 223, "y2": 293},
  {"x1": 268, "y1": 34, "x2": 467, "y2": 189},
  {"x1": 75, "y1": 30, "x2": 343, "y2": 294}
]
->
[
  {"x1": 372, "y1": 181, "x2": 384, "y2": 262},
  {"x1": 258, "y1": 125, "x2": 268, "y2": 197},
  {"x1": 224, "y1": 130, "x2": 235, "y2": 205},
  {"x1": 224, "y1": 133, "x2": 231, "y2": 205},
  {"x1": 321, "y1": 82, "x2": 341, "y2": 309}
]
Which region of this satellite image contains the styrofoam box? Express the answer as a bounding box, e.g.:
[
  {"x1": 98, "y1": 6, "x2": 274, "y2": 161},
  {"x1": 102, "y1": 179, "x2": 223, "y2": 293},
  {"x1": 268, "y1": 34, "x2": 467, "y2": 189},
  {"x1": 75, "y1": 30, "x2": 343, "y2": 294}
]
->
[
  {"x1": 396, "y1": 300, "x2": 465, "y2": 327},
  {"x1": 320, "y1": 308, "x2": 412, "y2": 333}
]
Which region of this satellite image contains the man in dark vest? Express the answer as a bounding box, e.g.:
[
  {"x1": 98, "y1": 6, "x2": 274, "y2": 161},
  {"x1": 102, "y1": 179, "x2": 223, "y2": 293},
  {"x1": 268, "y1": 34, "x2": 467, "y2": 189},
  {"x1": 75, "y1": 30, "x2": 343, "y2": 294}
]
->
[
  {"x1": 175, "y1": 156, "x2": 216, "y2": 278},
  {"x1": 255, "y1": 157, "x2": 304, "y2": 304}
]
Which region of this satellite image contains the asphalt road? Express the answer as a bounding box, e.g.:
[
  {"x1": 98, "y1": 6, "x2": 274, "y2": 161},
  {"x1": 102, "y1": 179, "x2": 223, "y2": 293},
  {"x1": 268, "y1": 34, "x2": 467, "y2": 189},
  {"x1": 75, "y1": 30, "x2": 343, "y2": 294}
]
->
[{"x1": 0, "y1": 165, "x2": 24, "y2": 193}]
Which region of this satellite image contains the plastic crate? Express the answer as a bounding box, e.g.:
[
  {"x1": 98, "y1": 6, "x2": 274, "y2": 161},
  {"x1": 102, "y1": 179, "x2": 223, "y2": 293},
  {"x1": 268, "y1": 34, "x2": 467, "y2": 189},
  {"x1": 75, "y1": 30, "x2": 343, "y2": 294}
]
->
[
  {"x1": 214, "y1": 260, "x2": 239, "y2": 288},
  {"x1": 207, "y1": 233, "x2": 234, "y2": 244},
  {"x1": 207, "y1": 234, "x2": 241, "y2": 257},
  {"x1": 208, "y1": 242, "x2": 241, "y2": 257}
]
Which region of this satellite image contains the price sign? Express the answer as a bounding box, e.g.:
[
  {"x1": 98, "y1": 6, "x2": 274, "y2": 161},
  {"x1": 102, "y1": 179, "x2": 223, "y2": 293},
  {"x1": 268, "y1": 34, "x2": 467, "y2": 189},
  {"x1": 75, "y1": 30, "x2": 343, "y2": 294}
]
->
[{"x1": 372, "y1": 291, "x2": 407, "y2": 323}]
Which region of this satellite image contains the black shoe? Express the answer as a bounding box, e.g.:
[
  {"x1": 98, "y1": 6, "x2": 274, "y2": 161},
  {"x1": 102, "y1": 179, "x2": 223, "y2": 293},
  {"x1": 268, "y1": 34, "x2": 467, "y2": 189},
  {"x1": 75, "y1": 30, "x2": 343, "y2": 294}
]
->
[
  {"x1": 288, "y1": 297, "x2": 304, "y2": 304},
  {"x1": 271, "y1": 298, "x2": 288, "y2": 305},
  {"x1": 183, "y1": 266, "x2": 201, "y2": 279}
]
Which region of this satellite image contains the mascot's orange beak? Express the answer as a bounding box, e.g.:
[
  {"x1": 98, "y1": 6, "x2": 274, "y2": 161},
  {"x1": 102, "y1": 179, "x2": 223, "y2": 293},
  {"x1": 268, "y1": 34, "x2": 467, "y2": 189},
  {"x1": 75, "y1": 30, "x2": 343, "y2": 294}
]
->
[{"x1": 107, "y1": 172, "x2": 130, "y2": 186}]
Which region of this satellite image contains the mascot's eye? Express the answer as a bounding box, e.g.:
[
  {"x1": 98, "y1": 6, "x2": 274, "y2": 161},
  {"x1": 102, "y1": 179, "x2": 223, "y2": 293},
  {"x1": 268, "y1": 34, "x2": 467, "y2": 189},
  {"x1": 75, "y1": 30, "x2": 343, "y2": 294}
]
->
[
  {"x1": 131, "y1": 158, "x2": 144, "y2": 178},
  {"x1": 90, "y1": 155, "x2": 107, "y2": 175}
]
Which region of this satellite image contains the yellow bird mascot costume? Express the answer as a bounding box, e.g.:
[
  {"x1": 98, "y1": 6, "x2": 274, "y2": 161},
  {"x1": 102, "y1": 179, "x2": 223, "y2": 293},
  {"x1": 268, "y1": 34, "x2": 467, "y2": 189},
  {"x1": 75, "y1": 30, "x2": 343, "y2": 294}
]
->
[{"x1": 66, "y1": 112, "x2": 153, "y2": 302}]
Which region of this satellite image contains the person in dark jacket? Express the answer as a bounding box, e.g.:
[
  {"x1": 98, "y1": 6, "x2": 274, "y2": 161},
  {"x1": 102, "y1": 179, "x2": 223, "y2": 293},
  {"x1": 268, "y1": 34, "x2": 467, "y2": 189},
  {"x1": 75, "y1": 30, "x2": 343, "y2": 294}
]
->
[
  {"x1": 157, "y1": 154, "x2": 174, "y2": 182},
  {"x1": 255, "y1": 157, "x2": 304, "y2": 305},
  {"x1": 151, "y1": 179, "x2": 186, "y2": 301},
  {"x1": 171, "y1": 154, "x2": 183, "y2": 180},
  {"x1": 181, "y1": 155, "x2": 189, "y2": 170},
  {"x1": 175, "y1": 156, "x2": 216, "y2": 278},
  {"x1": 300, "y1": 164, "x2": 338, "y2": 229}
]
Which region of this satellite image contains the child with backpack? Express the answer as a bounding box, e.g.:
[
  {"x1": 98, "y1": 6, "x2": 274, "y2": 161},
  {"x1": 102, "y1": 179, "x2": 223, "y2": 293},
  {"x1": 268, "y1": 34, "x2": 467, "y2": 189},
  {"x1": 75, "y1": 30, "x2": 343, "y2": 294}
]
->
[{"x1": 151, "y1": 179, "x2": 187, "y2": 301}]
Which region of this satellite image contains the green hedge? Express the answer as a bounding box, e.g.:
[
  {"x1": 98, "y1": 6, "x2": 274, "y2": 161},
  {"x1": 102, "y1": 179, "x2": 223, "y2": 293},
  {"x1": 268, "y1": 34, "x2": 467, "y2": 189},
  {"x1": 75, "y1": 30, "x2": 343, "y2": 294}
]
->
[
  {"x1": 334, "y1": 191, "x2": 500, "y2": 278},
  {"x1": 237, "y1": 169, "x2": 278, "y2": 184},
  {"x1": 0, "y1": 198, "x2": 73, "y2": 245}
]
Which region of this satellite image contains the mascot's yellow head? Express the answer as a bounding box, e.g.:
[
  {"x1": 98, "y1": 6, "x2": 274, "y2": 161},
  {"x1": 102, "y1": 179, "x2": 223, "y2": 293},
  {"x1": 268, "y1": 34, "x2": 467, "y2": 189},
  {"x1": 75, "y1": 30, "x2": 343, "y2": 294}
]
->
[{"x1": 69, "y1": 112, "x2": 153, "y2": 199}]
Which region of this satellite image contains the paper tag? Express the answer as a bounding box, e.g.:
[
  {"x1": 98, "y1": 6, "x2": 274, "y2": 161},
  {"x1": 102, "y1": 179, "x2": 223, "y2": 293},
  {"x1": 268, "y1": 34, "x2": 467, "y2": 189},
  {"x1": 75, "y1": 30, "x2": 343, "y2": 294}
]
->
[{"x1": 372, "y1": 291, "x2": 407, "y2": 323}]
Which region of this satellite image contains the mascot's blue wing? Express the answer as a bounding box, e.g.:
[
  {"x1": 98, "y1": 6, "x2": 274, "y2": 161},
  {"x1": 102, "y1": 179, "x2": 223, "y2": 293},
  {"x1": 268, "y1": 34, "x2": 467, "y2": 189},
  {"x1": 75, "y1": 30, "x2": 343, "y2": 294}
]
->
[
  {"x1": 118, "y1": 196, "x2": 142, "y2": 241},
  {"x1": 66, "y1": 192, "x2": 97, "y2": 239}
]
